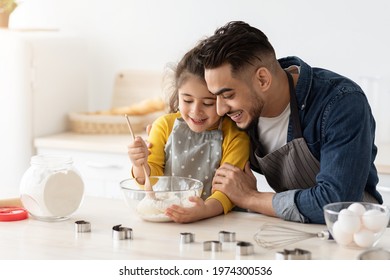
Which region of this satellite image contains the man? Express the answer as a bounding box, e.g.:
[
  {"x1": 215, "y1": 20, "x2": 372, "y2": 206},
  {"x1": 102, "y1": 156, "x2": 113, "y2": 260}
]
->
[{"x1": 200, "y1": 21, "x2": 381, "y2": 224}]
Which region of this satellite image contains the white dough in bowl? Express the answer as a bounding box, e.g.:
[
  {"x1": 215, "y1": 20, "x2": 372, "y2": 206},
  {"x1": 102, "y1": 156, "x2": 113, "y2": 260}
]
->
[{"x1": 136, "y1": 193, "x2": 181, "y2": 222}]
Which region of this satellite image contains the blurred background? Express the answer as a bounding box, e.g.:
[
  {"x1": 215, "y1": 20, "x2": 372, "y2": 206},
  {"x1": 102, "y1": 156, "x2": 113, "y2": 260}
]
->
[
  {"x1": 8, "y1": 0, "x2": 390, "y2": 131},
  {"x1": 1, "y1": 0, "x2": 390, "y2": 200}
]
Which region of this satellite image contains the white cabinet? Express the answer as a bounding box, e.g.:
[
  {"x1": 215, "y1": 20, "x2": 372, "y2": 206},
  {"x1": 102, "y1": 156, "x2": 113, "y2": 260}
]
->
[
  {"x1": 0, "y1": 30, "x2": 87, "y2": 196},
  {"x1": 34, "y1": 133, "x2": 133, "y2": 199}
]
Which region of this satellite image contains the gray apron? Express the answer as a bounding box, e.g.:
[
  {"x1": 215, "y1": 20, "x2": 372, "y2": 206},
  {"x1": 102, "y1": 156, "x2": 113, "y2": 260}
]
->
[
  {"x1": 253, "y1": 71, "x2": 319, "y2": 192},
  {"x1": 164, "y1": 117, "x2": 223, "y2": 199},
  {"x1": 250, "y1": 71, "x2": 377, "y2": 202}
]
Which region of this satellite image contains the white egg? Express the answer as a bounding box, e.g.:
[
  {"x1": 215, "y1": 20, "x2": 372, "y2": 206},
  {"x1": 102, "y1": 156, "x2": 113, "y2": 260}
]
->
[
  {"x1": 338, "y1": 209, "x2": 361, "y2": 233},
  {"x1": 353, "y1": 229, "x2": 376, "y2": 248},
  {"x1": 348, "y1": 203, "x2": 366, "y2": 216},
  {"x1": 362, "y1": 209, "x2": 388, "y2": 232},
  {"x1": 332, "y1": 220, "x2": 353, "y2": 246}
]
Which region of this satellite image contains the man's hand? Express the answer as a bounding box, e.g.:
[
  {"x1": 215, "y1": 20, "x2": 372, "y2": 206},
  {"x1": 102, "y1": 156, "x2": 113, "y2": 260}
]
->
[
  {"x1": 212, "y1": 162, "x2": 257, "y2": 208},
  {"x1": 146, "y1": 124, "x2": 152, "y2": 136},
  {"x1": 145, "y1": 124, "x2": 153, "y2": 149}
]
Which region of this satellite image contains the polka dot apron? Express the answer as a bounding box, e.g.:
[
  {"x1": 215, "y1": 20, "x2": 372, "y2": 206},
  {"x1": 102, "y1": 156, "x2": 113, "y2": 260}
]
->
[{"x1": 164, "y1": 117, "x2": 223, "y2": 199}]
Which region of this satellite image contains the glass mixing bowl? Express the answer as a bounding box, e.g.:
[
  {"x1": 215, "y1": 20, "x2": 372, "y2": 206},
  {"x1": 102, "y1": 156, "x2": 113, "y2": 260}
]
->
[
  {"x1": 120, "y1": 176, "x2": 203, "y2": 222},
  {"x1": 323, "y1": 202, "x2": 390, "y2": 249}
]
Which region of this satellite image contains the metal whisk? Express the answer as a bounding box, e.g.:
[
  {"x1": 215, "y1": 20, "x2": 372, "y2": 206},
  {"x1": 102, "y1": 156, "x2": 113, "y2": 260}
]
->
[{"x1": 253, "y1": 223, "x2": 331, "y2": 249}]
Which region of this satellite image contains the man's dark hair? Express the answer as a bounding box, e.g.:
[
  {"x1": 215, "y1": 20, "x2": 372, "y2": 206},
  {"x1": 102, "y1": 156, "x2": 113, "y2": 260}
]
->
[{"x1": 200, "y1": 21, "x2": 276, "y2": 73}]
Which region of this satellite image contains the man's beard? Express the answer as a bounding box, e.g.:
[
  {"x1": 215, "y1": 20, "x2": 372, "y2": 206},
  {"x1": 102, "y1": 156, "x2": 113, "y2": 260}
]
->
[{"x1": 239, "y1": 99, "x2": 264, "y2": 131}]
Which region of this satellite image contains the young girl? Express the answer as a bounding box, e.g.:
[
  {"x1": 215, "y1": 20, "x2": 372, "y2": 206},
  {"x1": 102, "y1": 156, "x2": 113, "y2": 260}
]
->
[{"x1": 127, "y1": 45, "x2": 249, "y2": 223}]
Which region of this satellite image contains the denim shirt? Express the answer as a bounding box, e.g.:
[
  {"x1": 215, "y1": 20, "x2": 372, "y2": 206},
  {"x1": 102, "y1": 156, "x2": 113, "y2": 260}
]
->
[{"x1": 251, "y1": 56, "x2": 381, "y2": 224}]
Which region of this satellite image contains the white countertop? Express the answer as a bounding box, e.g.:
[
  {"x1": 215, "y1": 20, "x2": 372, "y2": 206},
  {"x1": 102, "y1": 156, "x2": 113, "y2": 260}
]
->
[
  {"x1": 34, "y1": 132, "x2": 135, "y2": 154},
  {"x1": 1, "y1": 196, "x2": 389, "y2": 260}
]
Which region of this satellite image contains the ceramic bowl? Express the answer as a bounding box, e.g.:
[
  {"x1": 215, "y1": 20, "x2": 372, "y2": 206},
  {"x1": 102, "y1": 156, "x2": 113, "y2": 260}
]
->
[
  {"x1": 120, "y1": 176, "x2": 203, "y2": 222},
  {"x1": 323, "y1": 202, "x2": 390, "y2": 249}
]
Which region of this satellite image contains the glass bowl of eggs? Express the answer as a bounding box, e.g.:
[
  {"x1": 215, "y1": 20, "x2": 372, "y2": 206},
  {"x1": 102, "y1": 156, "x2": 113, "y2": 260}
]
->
[
  {"x1": 120, "y1": 176, "x2": 203, "y2": 222},
  {"x1": 323, "y1": 202, "x2": 390, "y2": 249}
]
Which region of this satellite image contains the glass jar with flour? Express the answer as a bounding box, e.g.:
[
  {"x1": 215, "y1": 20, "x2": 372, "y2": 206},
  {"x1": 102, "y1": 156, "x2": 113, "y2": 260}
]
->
[{"x1": 20, "y1": 155, "x2": 84, "y2": 221}]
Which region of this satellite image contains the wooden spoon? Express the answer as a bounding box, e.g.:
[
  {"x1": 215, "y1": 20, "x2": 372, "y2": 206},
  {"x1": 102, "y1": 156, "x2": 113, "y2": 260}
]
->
[{"x1": 124, "y1": 114, "x2": 152, "y2": 191}]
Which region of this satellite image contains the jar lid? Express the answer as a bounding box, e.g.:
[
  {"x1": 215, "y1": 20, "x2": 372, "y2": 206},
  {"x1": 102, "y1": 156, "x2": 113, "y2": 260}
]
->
[{"x1": 0, "y1": 207, "x2": 29, "y2": 221}]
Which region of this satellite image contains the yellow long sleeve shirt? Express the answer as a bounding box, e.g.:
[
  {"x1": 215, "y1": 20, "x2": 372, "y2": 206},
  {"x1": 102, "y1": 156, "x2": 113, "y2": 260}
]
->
[{"x1": 145, "y1": 112, "x2": 250, "y2": 214}]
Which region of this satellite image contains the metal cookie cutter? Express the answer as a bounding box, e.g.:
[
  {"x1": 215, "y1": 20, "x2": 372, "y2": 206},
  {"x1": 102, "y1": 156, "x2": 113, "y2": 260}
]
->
[
  {"x1": 180, "y1": 232, "x2": 195, "y2": 244},
  {"x1": 75, "y1": 220, "x2": 91, "y2": 233},
  {"x1": 203, "y1": 240, "x2": 222, "y2": 252},
  {"x1": 112, "y1": 224, "x2": 133, "y2": 240},
  {"x1": 358, "y1": 248, "x2": 390, "y2": 260},
  {"x1": 275, "y1": 248, "x2": 312, "y2": 260},
  {"x1": 236, "y1": 241, "x2": 254, "y2": 256},
  {"x1": 218, "y1": 230, "x2": 236, "y2": 242}
]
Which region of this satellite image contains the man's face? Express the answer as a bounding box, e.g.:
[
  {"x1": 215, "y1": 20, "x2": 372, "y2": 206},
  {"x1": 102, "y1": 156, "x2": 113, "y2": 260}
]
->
[{"x1": 204, "y1": 63, "x2": 264, "y2": 130}]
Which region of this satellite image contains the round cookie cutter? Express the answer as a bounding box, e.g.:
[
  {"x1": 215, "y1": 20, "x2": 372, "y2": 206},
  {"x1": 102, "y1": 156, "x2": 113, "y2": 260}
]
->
[
  {"x1": 180, "y1": 232, "x2": 195, "y2": 244},
  {"x1": 75, "y1": 220, "x2": 91, "y2": 233},
  {"x1": 112, "y1": 224, "x2": 133, "y2": 240}
]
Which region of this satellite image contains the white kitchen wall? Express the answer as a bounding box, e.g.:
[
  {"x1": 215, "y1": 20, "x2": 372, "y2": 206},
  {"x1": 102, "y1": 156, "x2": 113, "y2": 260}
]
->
[{"x1": 9, "y1": 0, "x2": 390, "y2": 143}]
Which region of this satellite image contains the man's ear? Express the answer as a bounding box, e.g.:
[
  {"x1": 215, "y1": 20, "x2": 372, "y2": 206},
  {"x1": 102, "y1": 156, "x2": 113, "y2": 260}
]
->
[{"x1": 255, "y1": 67, "x2": 272, "y2": 91}]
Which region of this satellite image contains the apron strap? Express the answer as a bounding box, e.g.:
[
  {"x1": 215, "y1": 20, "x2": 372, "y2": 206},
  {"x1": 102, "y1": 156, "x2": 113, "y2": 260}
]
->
[{"x1": 285, "y1": 70, "x2": 303, "y2": 139}]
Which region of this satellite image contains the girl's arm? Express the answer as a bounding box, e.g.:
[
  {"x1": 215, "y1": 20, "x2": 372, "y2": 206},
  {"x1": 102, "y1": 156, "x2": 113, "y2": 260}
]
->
[{"x1": 165, "y1": 197, "x2": 223, "y2": 223}]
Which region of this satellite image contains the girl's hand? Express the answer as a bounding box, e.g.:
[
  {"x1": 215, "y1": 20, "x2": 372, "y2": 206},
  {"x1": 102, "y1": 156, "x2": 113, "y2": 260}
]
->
[
  {"x1": 165, "y1": 196, "x2": 223, "y2": 223},
  {"x1": 165, "y1": 197, "x2": 208, "y2": 223},
  {"x1": 127, "y1": 136, "x2": 149, "y2": 167}
]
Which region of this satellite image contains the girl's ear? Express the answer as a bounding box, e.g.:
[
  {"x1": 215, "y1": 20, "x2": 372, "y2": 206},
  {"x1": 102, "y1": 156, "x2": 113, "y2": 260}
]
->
[{"x1": 255, "y1": 67, "x2": 272, "y2": 91}]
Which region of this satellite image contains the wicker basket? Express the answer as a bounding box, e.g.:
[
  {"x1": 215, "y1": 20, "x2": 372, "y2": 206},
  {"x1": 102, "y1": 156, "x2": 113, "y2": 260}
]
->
[
  {"x1": 68, "y1": 111, "x2": 164, "y2": 134},
  {"x1": 68, "y1": 70, "x2": 166, "y2": 134}
]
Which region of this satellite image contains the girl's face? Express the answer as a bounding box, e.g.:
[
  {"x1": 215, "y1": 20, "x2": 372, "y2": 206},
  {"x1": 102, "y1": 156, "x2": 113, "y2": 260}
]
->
[{"x1": 178, "y1": 76, "x2": 221, "y2": 133}]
